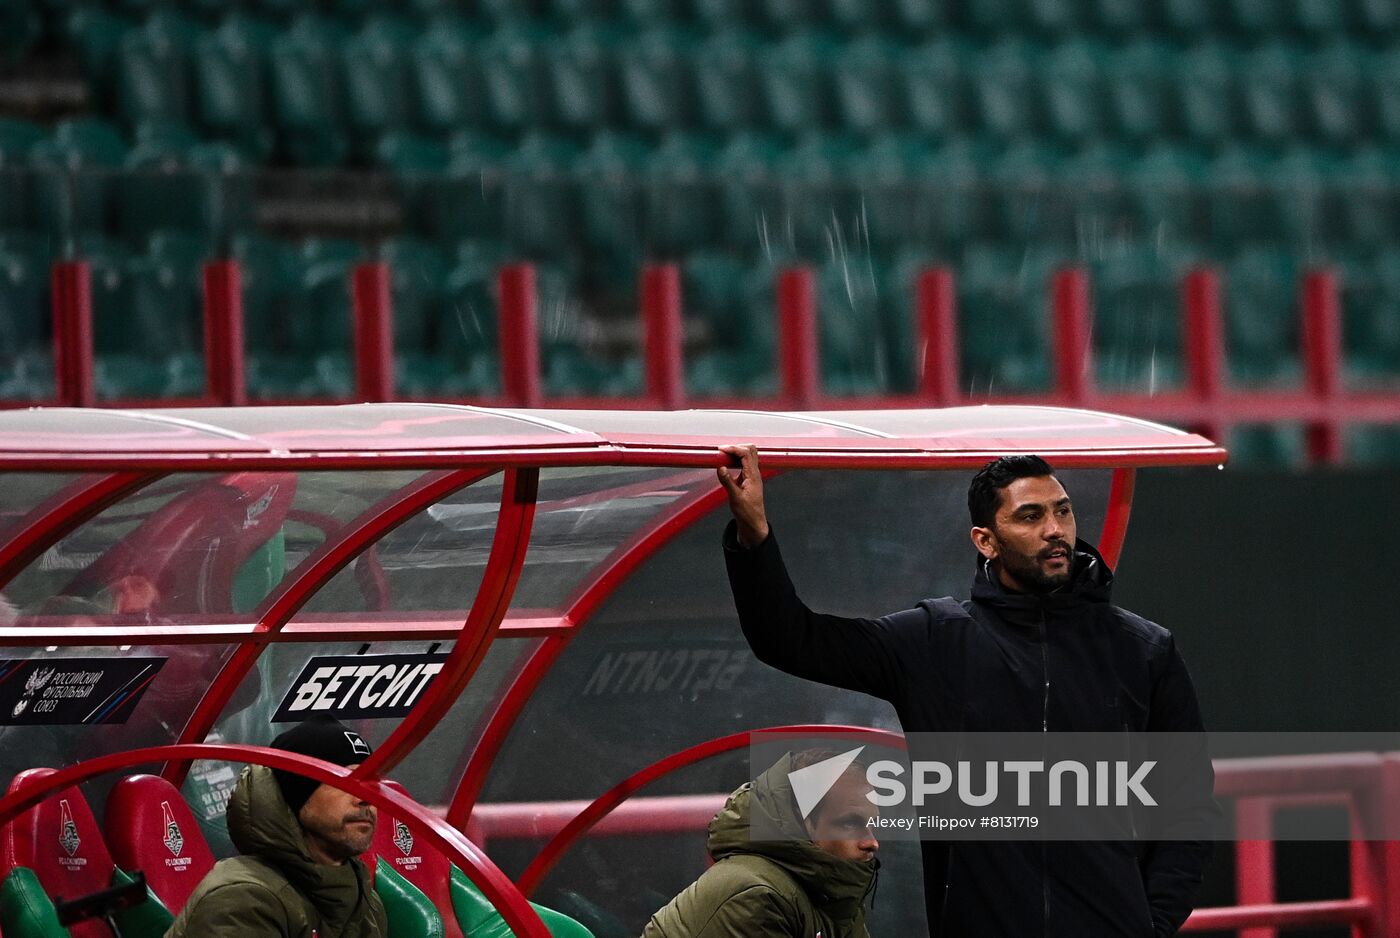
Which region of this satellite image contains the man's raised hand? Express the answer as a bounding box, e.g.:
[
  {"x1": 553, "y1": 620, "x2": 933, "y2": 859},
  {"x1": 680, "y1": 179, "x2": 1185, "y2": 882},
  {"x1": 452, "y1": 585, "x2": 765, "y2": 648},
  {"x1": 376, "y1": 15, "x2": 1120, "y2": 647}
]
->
[{"x1": 717, "y1": 444, "x2": 769, "y2": 548}]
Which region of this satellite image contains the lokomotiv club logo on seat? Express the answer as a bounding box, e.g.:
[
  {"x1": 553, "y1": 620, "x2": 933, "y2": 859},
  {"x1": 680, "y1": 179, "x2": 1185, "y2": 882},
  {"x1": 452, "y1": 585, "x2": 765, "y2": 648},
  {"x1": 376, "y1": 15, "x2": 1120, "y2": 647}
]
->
[
  {"x1": 161, "y1": 801, "x2": 184, "y2": 857},
  {"x1": 393, "y1": 820, "x2": 413, "y2": 856},
  {"x1": 58, "y1": 800, "x2": 80, "y2": 857}
]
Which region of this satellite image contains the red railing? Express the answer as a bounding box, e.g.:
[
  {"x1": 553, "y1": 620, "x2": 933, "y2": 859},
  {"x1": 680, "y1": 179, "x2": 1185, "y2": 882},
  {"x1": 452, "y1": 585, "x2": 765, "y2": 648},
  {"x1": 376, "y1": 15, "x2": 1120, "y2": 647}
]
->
[
  {"x1": 21, "y1": 256, "x2": 1400, "y2": 464},
  {"x1": 454, "y1": 750, "x2": 1400, "y2": 936}
]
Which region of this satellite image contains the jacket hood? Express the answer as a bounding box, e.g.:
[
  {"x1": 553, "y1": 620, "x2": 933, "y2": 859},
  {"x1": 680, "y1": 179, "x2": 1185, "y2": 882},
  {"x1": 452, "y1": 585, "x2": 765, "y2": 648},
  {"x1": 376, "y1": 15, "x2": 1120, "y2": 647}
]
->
[
  {"x1": 227, "y1": 764, "x2": 370, "y2": 919},
  {"x1": 971, "y1": 538, "x2": 1114, "y2": 628},
  {"x1": 706, "y1": 753, "x2": 877, "y2": 922}
]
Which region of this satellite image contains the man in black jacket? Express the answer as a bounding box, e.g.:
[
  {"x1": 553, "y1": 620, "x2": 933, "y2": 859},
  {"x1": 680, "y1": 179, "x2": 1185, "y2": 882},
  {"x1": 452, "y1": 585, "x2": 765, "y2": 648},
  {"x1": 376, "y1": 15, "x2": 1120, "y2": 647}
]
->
[{"x1": 717, "y1": 447, "x2": 1216, "y2": 938}]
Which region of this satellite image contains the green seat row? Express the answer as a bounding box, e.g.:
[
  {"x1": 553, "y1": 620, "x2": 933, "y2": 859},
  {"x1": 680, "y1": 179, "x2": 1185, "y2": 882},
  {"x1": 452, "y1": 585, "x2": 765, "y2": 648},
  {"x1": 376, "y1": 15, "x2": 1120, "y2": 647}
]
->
[{"x1": 56, "y1": 8, "x2": 1400, "y2": 162}]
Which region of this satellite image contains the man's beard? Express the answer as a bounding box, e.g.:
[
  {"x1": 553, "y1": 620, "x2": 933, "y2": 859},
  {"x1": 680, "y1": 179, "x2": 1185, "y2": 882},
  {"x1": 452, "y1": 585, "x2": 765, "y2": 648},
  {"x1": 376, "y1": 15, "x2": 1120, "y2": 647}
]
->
[{"x1": 999, "y1": 544, "x2": 1074, "y2": 592}]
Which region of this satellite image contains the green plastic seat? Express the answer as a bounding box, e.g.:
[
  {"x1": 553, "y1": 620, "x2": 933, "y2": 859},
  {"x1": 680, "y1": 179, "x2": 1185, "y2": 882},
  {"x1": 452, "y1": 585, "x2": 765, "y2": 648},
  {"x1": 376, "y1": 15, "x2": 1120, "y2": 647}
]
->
[
  {"x1": 1026, "y1": 0, "x2": 1092, "y2": 36},
  {"x1": 900, "y1": 36, "x2": 971, "y2": 138},
  {"x1": 857, "y1": 132, "x2": 934, "y2": 248},
  {"x1": 715, "y1": 131, "x2": 784, "y2": 250},
  {"x1": 342, "y1": 16, "x2": 416, "y2": 145},
  {"x1": 29, "y1": 118, "x2": 129, "y2": 237},
  {"x1": 893, "y1": 0, "x2": 950, "y2": 31},
  {"x1": 115, "y1": 10, "x2": 198, "y2": 129},
  {"x1": 1129, "y1": 143, "x2": 1209, "y2": 245},
  {"x1": 1338, "y1": 148, "x2": 1400, "y2": 245},
  {"x1": 694, "y1": 30, "x2": 766, "y2": 132},
  {"x1": 1226, "y1": 424, "x2": 1305, "y2": 468},
  {"x1": 1204, "y1": 146, "x2": 1280, "y2": 249},
  {"x1": 1173, "y1": 43, "x2": 1240, "y2": 146},
  {"x1": 622, "y1": 0, "x2": 691, "y2": 23},
  {"x1": 684, "y1": 252, "x2": 775, "y2": 397},
  {"x1": 375, "y1": 859, "x2": 446, "y2": 938},
  {"x1": 692, "y1": 0, "x2": 762, "y2": 31},
  {"x1": 119, "y1": 122, "x2": 214, "y2": 238},
  {"x1": 818, "y1": 255, "x2": 886, "y2": 395},
  {"x1": 0, "y1": 243, "x2": 49, "y2": 367},
  {"x1": 828, "y1": 0, "x2": 897, "y2": 31},
  {"x1": 761, "y1": 31, "x2": 839, "y2": 133},
  {"x1": 833, "y1": 34, "x2": 904, "y2": 136},
  {"x1": 269, "y1": 14, "x2": 349, "y2": 167},
  {"x1": 0, "y1": 867, "x2": 68, "y2": 938},
  {"x1": 1346, "y1": 426, "x2": 1400, "y2": 467},
  {"x1": 1352, "y1": 247, "x2": 1400, "y2": 381},
  {"x1": 646, "y1": 131, "x2": 722, "y2": 253},
  {"x1": 405, "y1": 131, "x2": 511, "y2": 241},
  {"x1": 1089, "y1": 242, "x2": 1192, "y2": 390},
  {"x1": 1056, "y1": 141, "x2": 1134, "y2": 238},
  {"x1": 547, "y1": 24, "x2": 623, "y2": 131},
  {"x1": 193, "y1": 13, "x2": 276, "y2": 160},
  {"x1": 970, "y1": 39, "x2": 1043, "y2": 140},
  {"x1": 1160, "y1": 0, "x2": 1227, "y2": 36},
  {"x1": 480, "y1": 22, "x2": 553, "y2": 132},
  {"x1": 958, "y1": 243, "x2": 1055, "y2": 392},
  {"x1": 449, "y1": 866, "x2": 594, "y2": 938},
  {"x1": 1273, "y1": 147, "x2": 1343, "y2": 244},
  {"x1": 1294, "y1": 0, "x2": 1354, "y2": 37},
  {"x1": 413, "y1": 16, "x2": 489, "y2": 133},
  {"x1": 380, "y1": 237, "x2": 448, "y2": 359},
  {"x1": 1092, "y1": 0, "x2": 1150, "y2": 35},
  {"x1": 1042, "y1": 40, "x2": 1109, "y2": 141},
  {"x1": 1372, "y1": 50, "x2": 1400, "y2": 145},
  {"x1": 618, "y1": 27, "x2": 698, "y2": 131},
  {"x1": 1224, "y1": 247, "x2": 1300, "y2": 387},
  {"x1": 1105, "y1": 40, "x2": 1173, "y2": 143},
  {"x1": 779, "y1": 131, "x2": 862, "y2": 253},
  {"x1": 986, "y1": 139, "x2": 1067, "y2": 244},
  {"x1": 65, "y1": 6, "x2": 134, "y2": 111},
  {"x1": 965, "y1": 0, "x2": 1029, "y2": 35},
  {"x1": 1226, "y1": 0, "x2": 1296, "y2": 34},
  {"x1": 503, "y1": 132, "x2": 581, "y2": 253},
  {"x1": 1303, "y1": 44, "x2": 1370, "y2": 146},
  {"x1": 1240, "y1": 43, "x2": 1305, "y2": 146},
  {"x1": 0, "y1": 118, "x2": 42, "y2": 231},
  {"x1": 575, "y1": 132, "x2": 648, "y2": 254},
  {"x1": 1356, "y1": 0, "x2": 1400, "y2": 36}
]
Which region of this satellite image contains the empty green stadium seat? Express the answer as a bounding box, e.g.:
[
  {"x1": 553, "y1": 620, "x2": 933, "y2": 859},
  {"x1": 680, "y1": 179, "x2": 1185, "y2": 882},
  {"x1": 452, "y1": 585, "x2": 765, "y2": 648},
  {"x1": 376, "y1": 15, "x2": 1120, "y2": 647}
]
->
[
  {"x1": 623, "y1": 0, "x2": 690, "y2": 22},
  {"x1": 342, "y1": 16, "x2": 416, "y2": 145},
  {"x1": 763, "y1": 0, "x2": 827, "y2": 32},
  {"x1": 1174, "y1": 43, "x2": 1240, "y2": 145},
  {"x1": 1240, "y1": 43, "x2": 1305, "y2": 145},
  {"x1": 504, "y1": 132, "x2": 581, "y2": 253},
  {"x1": 714, "y1": 131, "x2": 784, "y2": 250},
  {"x1": 1043, "y1": 40, "x2": 1109, "y2": 141},
  {"x1": 900, "y1": 36, "x2": 970, "y2": 138},
  {"x1": 0, "y1": 242, "x2": 49, "y2": 362},
  {"x1": 1226, "y1": 424, "x2": 1305, "y2": 468},
  {"x1": 1350, "y1": 247, "x2": 1400, "y2": 381},
  {"x1": 193, "y1": 13, "x2": 276, "y2": 160},
  {"x1": 987, "y1": 140, "x2": 1066, "y2": 243},
  {"x1": 694, "y1": 31, "x2": 766, "y2": 132},
  {"x1": 1089, "y1": 243, "x2": 1191, "y2": 390},
  {"x1": 1104, "y1": 40, "x2": 1171, "y2": 142},
  {"x1": 1224, "y1": 247, "x2": 1300, "y2": 386},
  {"x1": 1372, "y1": 50, "x2": 1400, "y2": 144},
  {"x1": 780, "y1": 132, "x2": 862, "y2": 253},
  {"x1": 966, "y1": 0, "x2": 1029, "y2": 35},
  {"x1": 0, "y1": 119, "x2": 42, "y2": 231},
  {"x1": 270, "y1": 14, "x2": 349, "y2": 166},
  {"x1": 480, "y1": 22, "x2": 553, "y2": 131},
  {"x1": 692, "y1": 0, "x2": 762, "y2": 30},
  {"x1": 646, "y1": 131, "x2": 722, "y2": 252},
  {"x1": 971, "y1": 39, "x2": 1043, "y2": 139},
  {"x1": 548, "y1": 24, "x2": 623, "y2": 131},
  {"x1": 1303, "y1": 44, "x2": 1370, "y2": 145},
  {"x1": 1205, "y1": 146, "x2": 1280, "y2": 248},
  {"x1": 1160, "y1": 0, "x2": 1227, "y2": 36},
  {"x1": 762, "y1": 31, "x2": 839, "y2": 133},
  {"x1": 1092, "y1": 0, "x2": 1149, "y2": 35},
  {"x1": 618, "y1": 27, "x2": 698, "y2": 131},
  {"x1": 1227, "y1": 0, "x2": 1295, "y2": 35},
  {"x1": 66, "y1": 6, "x2": 134, "y2": 111},
  {"x1": 379, "y1": 237, "x2": 448, "y2": 356},
  {"x1": 576, "y1": 132, "x2": 648, "y2": 254},
  {"x1": 833, "y1": 35, "x2": 904, "y2": 135},
  {"x1": 1027, "y1": 0, "x2": 1092, "y2": 37},
  {"x1": 828, "y1": 0, "x2": 898, "y2": 31},
  {"x1": 1346, "y1": 427, "x2": 1400, "y2": 466},
  {"x1": 958, "y1": 243, "x2": 1054, "y2": 391},
  {"x1": 1337, "y1": 148, "x2": 1400, "y2": 245},
  {"x1": 413, "y1": 17, "x2": 490, "y2": 133},
  {"x1": 116, "y1": 11, "x2": 198, "y2": 129},
  {"x1": 1057, "y1": 142, "x2": 1134, "y2": 237},
  {"x1": 1356, "y1": 0, "x2": 1400, "y2": 36},
  {"x1": 857, "y1": 133, "x2": 933, "y2": 248},
  {"x1": 29, "y1": 118, "x2": 129, "y2": 236},
  {"x1": 1129, "y1": 143, "x2": 1209, "y2": 244},
  {"x1": 817, "y1": 255, "x2": 885, "y2": 395}
]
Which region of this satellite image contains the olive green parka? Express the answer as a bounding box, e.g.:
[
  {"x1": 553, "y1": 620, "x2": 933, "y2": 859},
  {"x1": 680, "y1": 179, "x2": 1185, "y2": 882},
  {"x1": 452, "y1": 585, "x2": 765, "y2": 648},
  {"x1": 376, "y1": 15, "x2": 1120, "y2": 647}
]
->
[
  {"x1": 641, "y1": 754, "x2": 877, "y2": 938},
  {"x1": 165, "y1": 764, "x2": 387, "y2": 938}
]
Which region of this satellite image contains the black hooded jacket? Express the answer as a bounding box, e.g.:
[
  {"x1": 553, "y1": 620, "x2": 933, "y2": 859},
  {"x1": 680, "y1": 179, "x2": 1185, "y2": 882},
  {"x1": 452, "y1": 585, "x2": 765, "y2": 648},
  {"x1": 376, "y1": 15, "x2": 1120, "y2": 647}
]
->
[{"x1": 723, "y1": 522, "x2": 1216, "y2": 938}]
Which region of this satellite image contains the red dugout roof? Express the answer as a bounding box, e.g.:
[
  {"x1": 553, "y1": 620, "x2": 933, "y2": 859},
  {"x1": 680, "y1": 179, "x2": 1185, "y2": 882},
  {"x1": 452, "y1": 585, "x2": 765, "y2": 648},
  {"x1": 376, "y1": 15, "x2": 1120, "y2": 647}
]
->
[{"x1": 0, "y1": 404, "x2": 1225, "y2": 469}]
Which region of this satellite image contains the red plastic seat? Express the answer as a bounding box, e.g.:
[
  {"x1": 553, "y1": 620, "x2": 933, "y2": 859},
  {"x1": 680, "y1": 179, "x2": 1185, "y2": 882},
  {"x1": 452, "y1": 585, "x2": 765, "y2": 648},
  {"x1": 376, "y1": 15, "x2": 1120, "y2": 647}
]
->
[
  {"x1": 362, "y1": 781, "x2": 463, "y2": 938},
  {"x1": 103, "y1": 774, "x2": 215, "y2": 915},
  {"x1": 0, "y1": 769, "x2": 116, "y2": 938}
]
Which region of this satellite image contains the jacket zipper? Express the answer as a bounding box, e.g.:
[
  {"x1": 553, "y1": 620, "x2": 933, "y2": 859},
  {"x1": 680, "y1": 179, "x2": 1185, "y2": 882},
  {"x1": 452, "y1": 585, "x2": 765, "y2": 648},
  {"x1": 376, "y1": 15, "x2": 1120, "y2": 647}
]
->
[{"x1": 1039, "y1": 607, "x2": 1050, "y2": 936}]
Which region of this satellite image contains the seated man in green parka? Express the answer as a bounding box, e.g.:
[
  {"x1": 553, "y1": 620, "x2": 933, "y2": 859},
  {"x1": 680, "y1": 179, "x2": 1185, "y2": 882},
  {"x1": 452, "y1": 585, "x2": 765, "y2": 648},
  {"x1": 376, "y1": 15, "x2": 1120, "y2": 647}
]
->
[{"x1": 642, "y1": 750, "x2": 880, "y2": 938}]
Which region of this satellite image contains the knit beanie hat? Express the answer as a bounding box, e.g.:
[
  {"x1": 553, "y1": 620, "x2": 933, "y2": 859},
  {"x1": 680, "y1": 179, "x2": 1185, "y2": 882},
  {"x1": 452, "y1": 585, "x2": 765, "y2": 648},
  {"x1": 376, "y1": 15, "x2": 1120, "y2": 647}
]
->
[{"x1": 269, "y1": 715, "x2": 374, "y2": 815}]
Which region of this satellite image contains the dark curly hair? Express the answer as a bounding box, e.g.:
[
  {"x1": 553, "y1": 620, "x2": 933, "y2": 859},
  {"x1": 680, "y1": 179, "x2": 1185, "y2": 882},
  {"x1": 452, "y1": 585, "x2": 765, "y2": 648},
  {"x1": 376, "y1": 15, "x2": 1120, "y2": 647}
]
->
[{"x1": 967, "y1": 455, "x2": 1056, "y2": 529}]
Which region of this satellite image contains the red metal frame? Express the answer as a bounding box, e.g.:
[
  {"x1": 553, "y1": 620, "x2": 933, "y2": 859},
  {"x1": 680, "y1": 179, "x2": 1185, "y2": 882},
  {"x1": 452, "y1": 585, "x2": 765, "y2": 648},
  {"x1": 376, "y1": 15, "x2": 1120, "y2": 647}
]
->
[
  {"x1": 499, "y1": 264, "x2": 541, "y2": 407},
  {"x1": 642, "y1": 264, "x2": 683, "y2": 409},
  {"x1": 162, "y1": 468, "x2": 494, "y2": 785},
  {"x1": 353, "y1": 262, "x2": 394, "y2": 402},
  {"x1": 778, "y1": 266, "x2": 818, "y2": 408},
  {"x1": 0, "y1": 744, "x2": 551, "y2": 938},
  {"x1": 916, "y1": 267, "x2": 960, "y2": 406},
  {"x1": 51, "y1": 260, "x2": 94, "y2": 407},
  {"x1": 0, "y1": 470, "x2": 160, "y2": 591},
  {"x1": 516, "y1": 724, "x2": 905, "y2": 895},
  {"x1": 1302, "y1": 270, "x2": 1343, "y2": 466},
  {"x1": 446, "y1": 477, "x2": 742, "y2": 826},
  {"x1": 1097, "y1": 467, "x2": 1135, "y2": 570},
  {"x1": 1052, "y1": 267, "x2": 1092, "y2": 405},
  {"x1": 353, "y1": 467, "x2": 539, "y2": 779},
  {"x1": 203, "y1": 261, "x2": 247, "y2": 407}
]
